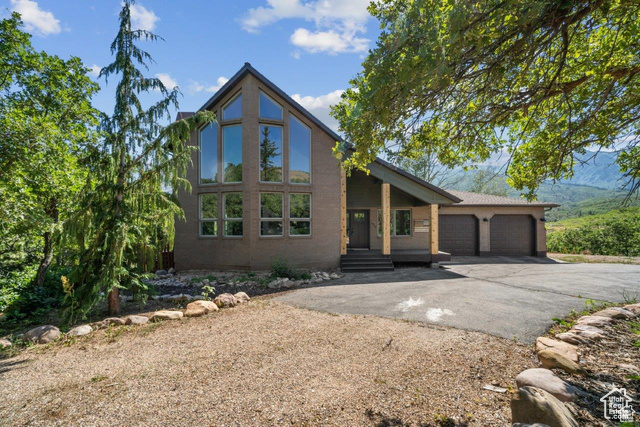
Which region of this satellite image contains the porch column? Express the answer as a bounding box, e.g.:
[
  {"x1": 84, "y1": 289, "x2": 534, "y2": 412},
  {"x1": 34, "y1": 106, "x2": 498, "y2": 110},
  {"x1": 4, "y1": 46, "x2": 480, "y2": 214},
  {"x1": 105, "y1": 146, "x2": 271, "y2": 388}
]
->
[
  {"x1": 382, "y1": 182, "x2": 391, "y2": 255},
  {"x1": 430, "y1": 204, "x2": 439, "y2": 254},
  {"x1": 340, "y1": 166, "x2": 347, "y2": 255}
]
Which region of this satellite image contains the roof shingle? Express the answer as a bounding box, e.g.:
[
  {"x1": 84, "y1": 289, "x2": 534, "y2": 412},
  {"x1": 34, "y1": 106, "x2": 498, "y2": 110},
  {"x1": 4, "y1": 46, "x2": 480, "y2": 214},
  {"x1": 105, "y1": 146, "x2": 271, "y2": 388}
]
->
[{"x1": 444, "y1": 190, "x2": 559, "y2": 207}]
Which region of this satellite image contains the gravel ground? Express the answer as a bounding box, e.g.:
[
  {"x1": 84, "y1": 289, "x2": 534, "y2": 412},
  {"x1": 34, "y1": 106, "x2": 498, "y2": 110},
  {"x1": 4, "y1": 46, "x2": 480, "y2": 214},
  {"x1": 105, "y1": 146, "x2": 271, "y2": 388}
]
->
[{"x1": 0, "y1": 298, "x2": 536, "y2": 426}]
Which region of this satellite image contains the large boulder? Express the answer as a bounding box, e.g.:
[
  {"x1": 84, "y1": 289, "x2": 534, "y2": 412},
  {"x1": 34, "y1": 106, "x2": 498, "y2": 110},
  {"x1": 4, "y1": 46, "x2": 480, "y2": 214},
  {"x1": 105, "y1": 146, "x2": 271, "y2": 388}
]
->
[
  {"x1": 234, "y1": 292, "x2": 250, "y2": 303},
  {"x1": 23, "y1": 325, "x2": 61, "y2": 344},
  {"x1": 0, "y1": 338, "x2": 12, "y2": 348},
  {"x1": 511, "y1": 386, "x2": 578, "y2": 427},
  {"x1": 149, "y1": 310, "x2": 184, "y2": 322},
  {"x1": 572, "y1": 324, "x2": 606, "y2": 336},
  {"x1": 537, "y1": 350, "x2": 586, "y2": 375},
  {"x1": 184, "y1": 300, "x2": 219, "y2": 317},
  {"x1": 535, "y1": 337, "x2": 579, "y2": 363},
  {"x1": 624, "y1": 303, "x2": 640, "y2": 314},
  {"x1": 214, "y1": 293, "x2": 238, "y2": 308},
  {"x1": 67, "y1": 325, "x2": 93, "y2": 337},
  {"x1": 124, "y1": 315, "x2": 148, "y2": 325},
  {"x1": 515, "y1": 368, "x2": 580, "y2": 402},
  {"x1": 576, "y1": 315, "x2": 612, "y2": 327}
]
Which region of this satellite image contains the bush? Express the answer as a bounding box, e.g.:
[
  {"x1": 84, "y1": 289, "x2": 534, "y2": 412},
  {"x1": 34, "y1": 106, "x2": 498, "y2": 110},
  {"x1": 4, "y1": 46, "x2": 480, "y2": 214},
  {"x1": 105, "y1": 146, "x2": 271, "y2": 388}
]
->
[
  {"x1": 547, "y1": 208, "x2": 640, "y2": 256},
  {"x1": 270, "y1": 257, "x2": 299, "y2": 279}
]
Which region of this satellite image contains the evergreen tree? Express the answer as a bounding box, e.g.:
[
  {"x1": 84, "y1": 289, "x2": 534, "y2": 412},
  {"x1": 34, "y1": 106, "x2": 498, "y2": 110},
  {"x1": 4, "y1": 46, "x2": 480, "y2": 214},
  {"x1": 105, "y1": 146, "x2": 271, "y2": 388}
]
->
[{"x1": 66, "y1": 1, "x2": 214, "y2": 318}]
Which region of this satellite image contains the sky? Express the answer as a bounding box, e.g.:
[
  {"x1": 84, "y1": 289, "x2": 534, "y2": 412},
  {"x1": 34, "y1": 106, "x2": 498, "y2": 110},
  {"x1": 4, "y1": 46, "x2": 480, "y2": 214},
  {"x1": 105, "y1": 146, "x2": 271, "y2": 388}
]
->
[{"x1": 1, "y1": 0, "x2": 380, "y2": 131}]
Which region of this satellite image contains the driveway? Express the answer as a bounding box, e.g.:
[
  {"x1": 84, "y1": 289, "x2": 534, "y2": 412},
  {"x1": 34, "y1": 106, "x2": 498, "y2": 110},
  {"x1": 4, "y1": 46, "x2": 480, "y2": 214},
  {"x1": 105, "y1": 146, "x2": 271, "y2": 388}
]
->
[{"x1": 275, "y1": 257, "x2": 640, "y2": 343}]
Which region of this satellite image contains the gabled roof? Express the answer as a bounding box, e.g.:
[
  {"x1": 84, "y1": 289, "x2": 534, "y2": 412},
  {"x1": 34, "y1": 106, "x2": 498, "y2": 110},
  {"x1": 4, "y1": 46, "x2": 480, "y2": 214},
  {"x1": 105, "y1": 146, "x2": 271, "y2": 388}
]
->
[
  {"x1": 178, "y1": 62, "x2": 461, "y2": 204},
  {"x1": 444, "y1": 190, "x2": 559, "y2": 207}
]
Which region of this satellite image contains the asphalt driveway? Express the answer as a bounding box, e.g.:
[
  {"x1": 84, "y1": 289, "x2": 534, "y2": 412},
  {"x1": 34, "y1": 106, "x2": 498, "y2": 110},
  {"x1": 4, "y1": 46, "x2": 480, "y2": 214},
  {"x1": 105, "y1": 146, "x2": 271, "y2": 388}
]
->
[{"x1": 275, "y1": 257, "x2": 640, "y2": 343}]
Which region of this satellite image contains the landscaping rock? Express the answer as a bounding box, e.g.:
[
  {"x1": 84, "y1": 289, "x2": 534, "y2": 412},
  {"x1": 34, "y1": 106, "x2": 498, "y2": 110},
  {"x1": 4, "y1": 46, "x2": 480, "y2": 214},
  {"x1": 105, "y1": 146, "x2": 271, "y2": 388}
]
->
[
  {"x1": 592, "y1": 307, "x2": 634, "y2": 319},
  {"x1": 168, "y1": 267, "x2": 175, "y2": 274},
  {"x1": 624, "y1": 303, "x2": 640, "y2": 314},
  {"x1": 576, "y1": 315, "x2": 612, "y2": 327},
  {"x1": 234, "y1": 292, "x2": 250, "y2": 303},
  {"x1": 537, "y1": 350, "x2": 586, "y2": 375},
  {"x1": 0, "y1": 338, "x2": 12, "y2": 348},
  {"x1": 535, "y1": 337, "x2": 579, "y2": 363},
  {"x1": 184, "y1": 300, "x2": 219, "y2": 317},
  {"x1": 150, "y1": 310, "x2": 183, "y2": 322},
  {"x1": 23, "y1": 325, "x2": 61, "y2": 344},
  {"x1": 124, "y1": 315, "x2": 148, "y2": 325},
  {"x1": 104, "y1": 317, "x2": 126, "y2": 326},
  {"x1": 281, "y1": 279, "x2": 293, "y2": 289},
  {"x1": 555, "y1": 332, "x2": 590, "y2": 345},
  {"x1": 572, "y1": 324, "x2": 606, "y2": 335},
  {"x1": 155, "y1": 269, "x2": 168, "y2": 276},
  {"x1": 167, "y1": 294, "x2": 189, "y2": 303},
  {"x1": 67, "y1": 325, "x2": 93, "y2": 337},
  {"x1": 567, "y1": 328, "x2": 604, "y2": 341},
  {"x1": 267, "y1": 280, "x2": 280, "y2": 289},
  {"x1": 214, "y1": 293, "x2": 238, "y2": 308},
  {"x1": 511, "y1": 386, "x2": 578, "y2": 427},
  {"x1": 330, "y1": 273, "x2": 340, "y2": 279},
  {"x1": 515, "y1": 368, "x2": 580, "y2": 402}
]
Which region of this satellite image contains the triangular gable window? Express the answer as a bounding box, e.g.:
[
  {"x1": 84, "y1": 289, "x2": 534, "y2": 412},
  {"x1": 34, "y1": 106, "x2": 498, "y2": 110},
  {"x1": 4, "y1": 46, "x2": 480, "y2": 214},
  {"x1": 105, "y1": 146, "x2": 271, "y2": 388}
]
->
[
  {"x1": 222, "y1": 93, "x2": 242, "y2": 120},
  {"x1": 259, "y1": 91, "x2": 283, "y2": 120}
]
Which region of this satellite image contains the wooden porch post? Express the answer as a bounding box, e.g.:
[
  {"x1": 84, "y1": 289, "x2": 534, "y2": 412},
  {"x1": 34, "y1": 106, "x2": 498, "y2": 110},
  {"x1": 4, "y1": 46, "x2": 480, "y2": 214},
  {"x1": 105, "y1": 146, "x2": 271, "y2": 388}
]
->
[
  {"x1": 340, "y1": 166, "x2": 347, "y2": 255},
  {"x1": 382, "y1": 182, "x2": 391, "y2": 255},
  {"x1": 430, "y1": 204, "x2": 439, "y2": 254}
]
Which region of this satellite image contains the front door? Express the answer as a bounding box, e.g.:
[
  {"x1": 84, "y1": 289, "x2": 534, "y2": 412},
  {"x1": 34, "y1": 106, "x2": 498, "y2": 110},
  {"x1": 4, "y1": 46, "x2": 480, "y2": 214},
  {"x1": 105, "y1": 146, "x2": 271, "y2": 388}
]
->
[{"x1": 348, "y1": 210, "x2": 370, "y2": 249}]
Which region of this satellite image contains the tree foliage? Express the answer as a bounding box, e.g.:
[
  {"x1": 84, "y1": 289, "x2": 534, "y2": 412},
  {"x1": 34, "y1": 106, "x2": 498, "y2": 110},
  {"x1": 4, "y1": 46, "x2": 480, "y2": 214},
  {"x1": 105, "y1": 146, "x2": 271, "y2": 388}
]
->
[
  {"x1": 0, "y1": 14, "x2": 100, "y2": 285},
  {"x1": 65, "y1": 1, "x2": 214, "y2": 318},
  {"x1": 332, "y1": 0, "x2": 640, "y2": 198}
]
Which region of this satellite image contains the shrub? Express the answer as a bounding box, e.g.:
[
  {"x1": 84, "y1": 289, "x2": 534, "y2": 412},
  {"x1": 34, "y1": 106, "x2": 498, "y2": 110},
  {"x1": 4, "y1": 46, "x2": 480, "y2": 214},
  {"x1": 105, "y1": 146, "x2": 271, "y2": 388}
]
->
[
  {"x1": 270, "y1": 257, "x2": 299, "y2": 279},
  {"x1": 547, "y1": 208, "x2": 640, "y2": 256}
]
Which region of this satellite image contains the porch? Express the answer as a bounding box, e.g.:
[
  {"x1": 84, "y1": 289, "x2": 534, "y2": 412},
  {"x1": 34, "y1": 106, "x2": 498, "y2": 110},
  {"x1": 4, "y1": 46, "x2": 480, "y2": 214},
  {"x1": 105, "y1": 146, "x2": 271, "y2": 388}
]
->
[{"x1": 340, "y1": 166, "x2": 459, "y2": 271}]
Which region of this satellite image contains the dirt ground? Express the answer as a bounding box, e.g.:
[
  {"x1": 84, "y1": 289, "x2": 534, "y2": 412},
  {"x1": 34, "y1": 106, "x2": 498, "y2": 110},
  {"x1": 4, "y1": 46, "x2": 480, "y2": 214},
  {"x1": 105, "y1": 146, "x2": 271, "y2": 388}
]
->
[
  {"x1": 0, "y1": 298, "x2": 536, "y2": 426},
  {"x1": 548, "y1": 252, "x2": 640, "y2": 265}
]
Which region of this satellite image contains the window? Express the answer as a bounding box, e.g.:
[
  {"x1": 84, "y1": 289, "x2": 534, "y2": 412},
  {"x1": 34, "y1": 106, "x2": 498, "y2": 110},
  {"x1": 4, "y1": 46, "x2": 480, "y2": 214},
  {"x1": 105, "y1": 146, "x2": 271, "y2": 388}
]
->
[
  {"x1": 377, "y1": 209, "x2": 411, "y2": 236},
  {"x1": 259, "y1": 125, "x2": 282, "y2": 182},
  {"x1": 260, "y1": 193, "x2": 283, "y2": 236},
  {"x1": 289, "y1": 115, "x2": 311, "y2": 183},
  {"x1": 259, "y1": 92, "x2": 283, "y2": 120},
  {"x1": 290, "y1": 193, "x2": 311, "y2": 236},
  {"x1": 223, "y1": 125, "x2": 242, "y2": 183},
  {"x1": 199, "y1": 193, "x2": 218, "y2": 236},
  {"x1": 223, "y1": 193, "x2": 243, "y2": 236},
  {"x1": 199, "y1": 122, "x2": 218, "y2": 184},
  {"x1": 222, "y1": 93, "x2": 242, "y2": 121}
]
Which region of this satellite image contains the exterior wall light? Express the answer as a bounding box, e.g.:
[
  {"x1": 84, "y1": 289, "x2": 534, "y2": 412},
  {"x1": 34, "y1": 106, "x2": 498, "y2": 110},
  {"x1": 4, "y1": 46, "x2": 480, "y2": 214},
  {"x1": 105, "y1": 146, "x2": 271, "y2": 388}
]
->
[{"x1": 482, "y1": 217, "x2": 489, "y2": 222}]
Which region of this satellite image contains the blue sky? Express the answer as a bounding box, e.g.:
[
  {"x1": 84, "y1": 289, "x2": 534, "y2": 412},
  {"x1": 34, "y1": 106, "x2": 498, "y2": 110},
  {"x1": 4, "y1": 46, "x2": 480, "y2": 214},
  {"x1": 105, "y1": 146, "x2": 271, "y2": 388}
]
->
[{"x1": 1, "y1": 0, "x2": 379, "y2": 131}]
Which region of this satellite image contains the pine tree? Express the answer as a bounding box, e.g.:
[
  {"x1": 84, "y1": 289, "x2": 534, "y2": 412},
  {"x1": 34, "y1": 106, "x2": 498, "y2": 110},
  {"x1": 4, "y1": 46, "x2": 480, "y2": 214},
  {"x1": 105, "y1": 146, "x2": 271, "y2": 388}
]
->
[{"x1": 66, "y1": 1, "x2": 214, "y2": 318}]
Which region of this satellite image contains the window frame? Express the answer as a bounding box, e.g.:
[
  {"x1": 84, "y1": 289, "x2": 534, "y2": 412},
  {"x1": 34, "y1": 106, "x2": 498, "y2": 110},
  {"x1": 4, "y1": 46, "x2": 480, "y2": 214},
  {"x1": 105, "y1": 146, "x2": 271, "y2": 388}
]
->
[
  {"x1": 222, "y1": 192, "x2": 243, "y2": 238},
  {"x1": 377, "y1": 208, "x2": 412, "y2": 237},
  {"x1": 258, "y1": 124, "x2": 284, "y2": 184},
  {"x1": 288, "y1": 113, "x2": 312, "y2": 185},
  {"x1": 222, "y1": 124, "x2": 243, "y2": 184},
  {"x1": 259, "y1": 192, "x2": 284, "y2": 237},
  {"x1": 221, "y1": 92, "x2": 242, "y2": 122},
  {"x1": 289, "y1": 193, "x2": 312, "y2": 237},
  {"x1": 198, "y1": 193, "x2": 219, "y2": 238},
  {"x1": 259, "y1": 91, "x2": 283, "y2": 121}
]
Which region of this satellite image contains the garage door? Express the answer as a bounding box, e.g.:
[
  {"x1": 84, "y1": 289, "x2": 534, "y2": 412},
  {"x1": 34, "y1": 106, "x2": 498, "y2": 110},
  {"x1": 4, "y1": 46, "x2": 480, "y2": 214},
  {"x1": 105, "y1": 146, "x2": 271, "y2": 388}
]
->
[
  {"x1": 490, "y1": 215, "x2": 534, "y2": 256},
  {"x1": 439, "y1": 215, "x2": 478, "y2": 256}
]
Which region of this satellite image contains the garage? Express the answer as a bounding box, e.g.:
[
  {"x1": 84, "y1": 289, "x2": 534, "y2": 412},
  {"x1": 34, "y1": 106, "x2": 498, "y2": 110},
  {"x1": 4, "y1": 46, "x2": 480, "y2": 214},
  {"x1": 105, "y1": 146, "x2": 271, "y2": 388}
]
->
[
  {"x1": 490, "y1": 215, "x2": 535, "y2": 256},
  {"x1": 439, "y1": 215, "x2": 478, "y2": 256}
]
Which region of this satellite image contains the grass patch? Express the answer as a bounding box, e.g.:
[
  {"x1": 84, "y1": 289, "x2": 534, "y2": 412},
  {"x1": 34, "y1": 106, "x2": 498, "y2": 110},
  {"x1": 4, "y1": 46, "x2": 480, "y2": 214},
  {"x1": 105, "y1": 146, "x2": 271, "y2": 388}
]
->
[{"x1": 549, "y1": 299, "x2": 617, "y2": 334}]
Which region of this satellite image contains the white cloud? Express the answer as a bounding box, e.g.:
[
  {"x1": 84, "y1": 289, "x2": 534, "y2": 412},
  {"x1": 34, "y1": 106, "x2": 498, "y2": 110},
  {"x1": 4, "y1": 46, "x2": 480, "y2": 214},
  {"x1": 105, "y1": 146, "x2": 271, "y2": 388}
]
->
[
  {"x1": 10, "y1": 0, "x2": 61, "y2": 36},
  {"x1": 88, "y1": 64, "x2": 102, "y2": 77},
  {"x1": 292, "y1": 89, "x2": 344, "y2": 132},
  {"x1": 241, "y1": 0, "x2": 371, "y2": 55},
  {"x1": 155, "y1": 73, "x2": 178, "y2": 90},
  {"x1": 290, "y1": 28, "x2": 367, "y2": 54},
  {"x1": 187, "y1": 77, "x2": 229, "y2": 95},
  {"x1": 130, "y1": 3, "x2": 158, "y2": 31}
]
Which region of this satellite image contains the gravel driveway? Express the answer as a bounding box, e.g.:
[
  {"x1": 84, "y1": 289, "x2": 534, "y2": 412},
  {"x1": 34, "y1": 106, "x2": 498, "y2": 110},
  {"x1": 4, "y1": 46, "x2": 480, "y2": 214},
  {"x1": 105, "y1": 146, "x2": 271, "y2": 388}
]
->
[
  {"x1": 0, "y1": 302, "x2": 533, "y2": 425},
  {"x1": 276, "y1": 257, "x2": 640, "y2": 343}
]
